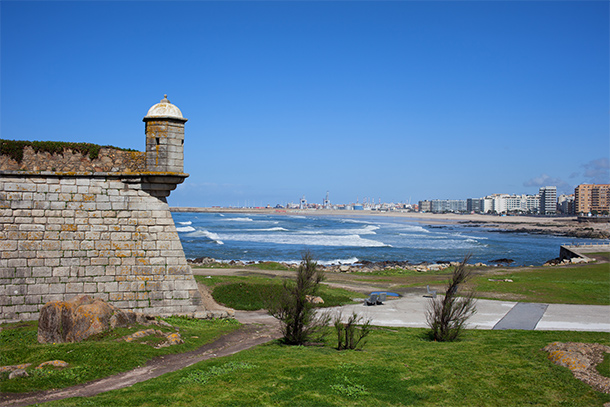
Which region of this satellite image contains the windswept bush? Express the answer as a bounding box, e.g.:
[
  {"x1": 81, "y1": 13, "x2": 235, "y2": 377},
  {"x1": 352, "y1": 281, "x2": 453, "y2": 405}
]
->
[
  {"x1": 266, "y1": 252, "x2": 330, "y2": 345},
  {"x1": 426, "y1": 254, "x2": 477, "y2": 342}
]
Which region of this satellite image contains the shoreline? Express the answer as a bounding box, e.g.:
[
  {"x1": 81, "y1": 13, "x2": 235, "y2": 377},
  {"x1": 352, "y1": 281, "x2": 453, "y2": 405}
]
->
[{"x1": 170, "y1": 207, "x2": 610, "y2": 239}]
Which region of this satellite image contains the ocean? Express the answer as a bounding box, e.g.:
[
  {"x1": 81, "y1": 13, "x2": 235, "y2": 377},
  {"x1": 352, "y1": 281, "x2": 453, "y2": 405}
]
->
[{"x1": 171, "y1": 212, "x2": 601, "y2": 266}]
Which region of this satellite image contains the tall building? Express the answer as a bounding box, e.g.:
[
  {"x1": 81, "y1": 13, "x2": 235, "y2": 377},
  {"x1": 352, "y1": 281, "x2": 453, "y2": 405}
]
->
[
  {"x1": 539, "y1": 186, "x2": 557, "y2": 215},
  {"x1": 575, "y1": 184, "x2": 610, "y2": 214},
  {"x1": 467, "y1": 198, "x2": 483, "y2": 213},
  {"x1": 557, "y1": 194, "x2": 575, "y2": 215}
]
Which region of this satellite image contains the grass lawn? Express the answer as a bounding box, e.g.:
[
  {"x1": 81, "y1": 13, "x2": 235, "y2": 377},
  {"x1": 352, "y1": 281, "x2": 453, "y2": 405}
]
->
[
  {"x1": 41, "y1": 328, "x2": 610, "y2": 407},
  {"x1": 0, "y1": 317, "x2": 241, "y2": 393},
  {"x1": 195, "y1": 275, "x2": 366, "y2": 310},
  {"x1": 345, "y1": 262, "x2": 609, "y2": 305},
  {"x1": 471, "y1": 262, "x2": 610, "y2": 305}
]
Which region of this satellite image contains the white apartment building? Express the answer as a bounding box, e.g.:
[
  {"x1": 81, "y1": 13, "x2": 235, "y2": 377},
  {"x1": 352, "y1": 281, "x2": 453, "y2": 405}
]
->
[
  {"x1": 539, "y1": 186, "x2": 557, "y2": 215},
  {"x1": 475, "y1": 193, "x2": 540, "y2": 214}
]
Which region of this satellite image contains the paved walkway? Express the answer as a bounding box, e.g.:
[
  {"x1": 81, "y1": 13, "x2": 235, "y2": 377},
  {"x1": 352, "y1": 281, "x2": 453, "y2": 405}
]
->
[{"x1": 328, "y1": 294, "x2": 610, "y2": 332}]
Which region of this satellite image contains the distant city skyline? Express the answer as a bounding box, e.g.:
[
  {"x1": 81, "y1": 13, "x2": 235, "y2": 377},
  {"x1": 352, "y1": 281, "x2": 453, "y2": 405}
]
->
[{"x1": 2, "y1": 1, "x2": 608, "y2": 207}]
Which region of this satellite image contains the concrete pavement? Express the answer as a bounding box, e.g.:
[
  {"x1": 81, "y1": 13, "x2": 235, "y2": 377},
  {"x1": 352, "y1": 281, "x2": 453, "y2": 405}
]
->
[{"x1": 327, "y1": 294, "x2": 610, "y2": 332}]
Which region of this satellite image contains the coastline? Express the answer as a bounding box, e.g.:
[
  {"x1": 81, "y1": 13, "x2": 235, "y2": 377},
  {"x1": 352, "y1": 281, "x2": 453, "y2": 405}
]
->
[{"x1": 170, "y1": 207, "x2": 610, "y2": 240}]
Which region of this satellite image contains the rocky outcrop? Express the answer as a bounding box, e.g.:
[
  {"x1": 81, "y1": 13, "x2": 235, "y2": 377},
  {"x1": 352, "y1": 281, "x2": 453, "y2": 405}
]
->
[
  {"x1": 37, "y1": 295, "x2": 159, "y2": 344},
  {"x1": 544, "y1": 342, "x2": 610, "y2": 394}
]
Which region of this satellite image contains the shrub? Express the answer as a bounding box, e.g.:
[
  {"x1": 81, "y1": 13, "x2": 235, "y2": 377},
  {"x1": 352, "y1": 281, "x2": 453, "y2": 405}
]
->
[
  {"x1": 266, "y1": 252, "x2": 330, "y2": 345},
  {"x1": 334, "y1": 312, "x2": 372, "y2": 350},
  {"x1": 425, "y1": 255, "x2": 476, "y2": 342}
]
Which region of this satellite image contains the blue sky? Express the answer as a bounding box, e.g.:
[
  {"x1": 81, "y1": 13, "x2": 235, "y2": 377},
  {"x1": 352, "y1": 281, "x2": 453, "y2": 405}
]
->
[{"x1": 2, "y1": 1, "x2": 608, "y2": 207}]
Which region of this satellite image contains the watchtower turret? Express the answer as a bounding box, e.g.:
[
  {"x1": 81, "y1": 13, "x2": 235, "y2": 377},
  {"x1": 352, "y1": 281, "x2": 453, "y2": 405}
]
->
[{"x1": 143, "y1": 95, "x2": 187, "y2": 173}]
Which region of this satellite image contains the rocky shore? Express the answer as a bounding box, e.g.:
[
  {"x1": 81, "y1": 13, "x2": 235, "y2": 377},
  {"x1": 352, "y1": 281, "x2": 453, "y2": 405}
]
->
[
  {"x1": 458, "y1": 220, "x2": 610, "y2": 239},
  {"x1": 188, "y1": 255, "x2": 593, "y2": 273}
]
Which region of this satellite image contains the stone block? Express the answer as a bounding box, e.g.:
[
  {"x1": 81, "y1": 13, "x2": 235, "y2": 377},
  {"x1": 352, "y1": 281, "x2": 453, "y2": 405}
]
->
[
  {"x1": 0, "y1": 240, "x2": 18, "y2": 251},
  {"x1": 52, "y1": 267, "x2": 70, "y2": 277},
  {"x1": 90, "y1": 258, "x2": 109, "y2": 266},
  {"x1": 49, "y1": 284, "x2": 66, "y2": 294},
  {"x1": 66, "y1": 282, "x2": 84, "y2": 293},
  {"x1": 44, "y1": 258, "x2": 61, "y2": 267},
  {"x1": 118, "y1": 281, "x2": 131, "y2": 292},
  {"x1": 85, "y1": 266, "x2": 104, "y2": 277},
  {"x1": 28, "y1": 284, "x2": 49, "y2": 295},
  {"x1": 83, "y1": 283, "x2": 97, "y2": 293}
]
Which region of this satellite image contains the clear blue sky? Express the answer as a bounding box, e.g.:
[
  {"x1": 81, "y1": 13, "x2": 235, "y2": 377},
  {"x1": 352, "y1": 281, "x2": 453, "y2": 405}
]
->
[{"x1": 2, "y1": 1, "x2": 608, "y2": 207}]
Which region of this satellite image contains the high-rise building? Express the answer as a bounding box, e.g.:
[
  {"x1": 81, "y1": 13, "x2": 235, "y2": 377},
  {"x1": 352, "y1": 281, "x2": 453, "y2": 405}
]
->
[
  {"x1": 467, "y1": 198, "x2": 483, "y2": 213},
  {"x1": 557, "y1": 194, "x2": 575, "y2": 215},
  {"x1": 539, "y1": 186, "x2": 557, "y2": 215},
  {"x1": 575, "y1": 184, "x2": 610, "y2": 214}
]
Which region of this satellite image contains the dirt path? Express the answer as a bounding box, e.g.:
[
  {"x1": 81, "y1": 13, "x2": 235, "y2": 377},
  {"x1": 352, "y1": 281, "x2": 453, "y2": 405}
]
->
[{"x1": 0, "y1": 320, "x2": 280, "y2": 407}]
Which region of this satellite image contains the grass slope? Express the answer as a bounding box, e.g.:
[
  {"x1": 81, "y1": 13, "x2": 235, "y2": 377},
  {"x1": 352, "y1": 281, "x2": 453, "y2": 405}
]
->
[
  {"x1": 0, "y1": 317, "x2": 240, "y2": 393},
  {"x1": 42, "y1": 328, "x2": 610, "y2": 407},
  {"x1": 195, "y1": 275, "x2": 365, "y2": 310}
]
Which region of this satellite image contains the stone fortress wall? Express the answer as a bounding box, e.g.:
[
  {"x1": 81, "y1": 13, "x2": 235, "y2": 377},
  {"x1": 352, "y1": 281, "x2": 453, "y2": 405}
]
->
[{"x1": 0, "y1": 96, "x2": 202, "y2": 323}]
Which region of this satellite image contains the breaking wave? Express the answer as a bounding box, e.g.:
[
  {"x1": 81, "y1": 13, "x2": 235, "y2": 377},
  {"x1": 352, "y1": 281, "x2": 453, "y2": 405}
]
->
[
  {"x1": 186, "y1": 229, "x2": 224, "y2": 245},
  {"x1": 217, "y1": 232, "x2": 389, "y2": 248},
  {"x1": 176, "y1": 226, "x2": 196, "y2": 232}
]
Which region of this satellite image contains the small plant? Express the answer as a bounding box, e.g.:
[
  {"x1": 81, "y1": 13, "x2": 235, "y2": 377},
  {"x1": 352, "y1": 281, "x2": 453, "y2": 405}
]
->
[
  {"x1": 179, "y1": 362, "x2": 256, "y2": 385},
  {"x1": 330, "y1": 363, "x2": 370, "y2": 397},
  {"x1": 334, "y1": 312, "x2": 372, "y2": 350},
  {"x1": 425, "y1": 254, "x2": 477, "y2": 342},
  {"x1": 266, "y1": 251, "x2": 330, "y2": 345}
]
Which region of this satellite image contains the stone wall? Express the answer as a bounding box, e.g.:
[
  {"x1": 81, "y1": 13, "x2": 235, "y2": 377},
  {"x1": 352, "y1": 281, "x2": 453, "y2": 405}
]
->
[
  {"x1": 0, "y1": 146, "x2": 146, "y2": 173},
  {"x1": 0, "y1": 172, "x2": 201, "y2": 324}
]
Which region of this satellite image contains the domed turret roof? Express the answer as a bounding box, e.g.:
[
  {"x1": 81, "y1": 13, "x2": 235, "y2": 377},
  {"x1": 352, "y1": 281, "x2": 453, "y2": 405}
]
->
[{"x1": 144, "y1": 95, "x2": 185, "y2": 120}]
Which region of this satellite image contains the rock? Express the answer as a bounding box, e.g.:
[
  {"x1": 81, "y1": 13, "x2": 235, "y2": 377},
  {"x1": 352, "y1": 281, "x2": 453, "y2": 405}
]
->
[
  {"x1": 571, "y1": 257, "x2": 588, "y2": 264},
  {"x1": 190, "y1": 257, "x2": 217, "y2": 265},
  {"x1": 9, "y1": 369, "x2": 28, "y2": 379},
  {"x1": 123, "y1": 329, "x2": 162, "y2": 342},
  {"x1": 0, "y1": 363, "x2": 31, "y2": 373},
  {"x1": 306, "y1": 295, "x2": 324, "y2": 304},
  {"x1": 544, "y1": 342, "x2": 610, "y2": 394},
  {"x1": 339, "y1": 265, "x2": 350, "y2": 272},
  {"x1": 165, "y1": 332, "x2": 184, "y2": 346},
  {"x1": 490, "y1": 258, "x2": 515, "y2": 264},
  {"x1": 36, "y1": 360, "x2": 69, "y2": 369},
  {"x1": 37, "y1": 295, "x2": 157, "y2": 344}
]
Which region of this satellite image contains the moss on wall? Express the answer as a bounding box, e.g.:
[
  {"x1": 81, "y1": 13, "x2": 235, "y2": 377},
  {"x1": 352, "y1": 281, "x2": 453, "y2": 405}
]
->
[{"x1": 0, "y1": 139, "x2": 137, "y2": 163}]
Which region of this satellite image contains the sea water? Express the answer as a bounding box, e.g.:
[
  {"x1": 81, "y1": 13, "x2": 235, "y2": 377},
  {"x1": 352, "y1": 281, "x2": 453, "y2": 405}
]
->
[{"x1": 172, "y1": 212, "x2": 603, "y2": 266}]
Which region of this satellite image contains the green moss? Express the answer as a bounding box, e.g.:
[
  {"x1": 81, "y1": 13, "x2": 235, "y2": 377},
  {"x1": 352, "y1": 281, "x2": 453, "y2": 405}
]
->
[{"x1": 0, "y1": 139, "x2": 137, "y2": 163}]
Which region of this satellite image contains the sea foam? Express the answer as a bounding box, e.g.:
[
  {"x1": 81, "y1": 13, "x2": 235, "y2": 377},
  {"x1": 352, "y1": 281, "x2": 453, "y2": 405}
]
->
[
  {"x1": 218, "y1": 232, "x2": 388, "y2": 247},
  {"x1": 176, "y1": 226, "x2": 196, "y2": 232},
  {"x1": 186, "y1": 229, "x2": 224, "y2": 245}
]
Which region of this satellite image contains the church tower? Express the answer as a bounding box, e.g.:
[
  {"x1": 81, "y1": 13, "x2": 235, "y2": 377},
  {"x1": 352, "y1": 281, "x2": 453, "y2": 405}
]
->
[{"x1": 143, "y1": 95, "x2": 188, "y2": 173}]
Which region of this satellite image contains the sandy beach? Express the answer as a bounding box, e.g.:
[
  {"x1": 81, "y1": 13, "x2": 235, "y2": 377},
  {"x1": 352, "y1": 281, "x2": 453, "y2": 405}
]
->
[{"x1": 171, "y1": 207, "x2": 610, "y2": 239}]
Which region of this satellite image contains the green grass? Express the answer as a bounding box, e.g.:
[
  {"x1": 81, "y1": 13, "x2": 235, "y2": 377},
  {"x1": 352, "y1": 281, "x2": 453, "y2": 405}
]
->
[
  {"x1": 252, "y1": 262, "x2": 291, "y2": 271},
  {"x1": 41, "y1": 328, "x2": 610, "y2": 407},
  {"x1": 472, "y1": 262, "x2": 610, "y2": 305},
  {"x1": 596, "y1": 352, "x2": 610, "y2": 378},
  {"x1": 0, "y1": 317, "x2": 241, "y2": 393},
  {"x1": 195, "y1": 275, "x2": 366, "y2": 310}
]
